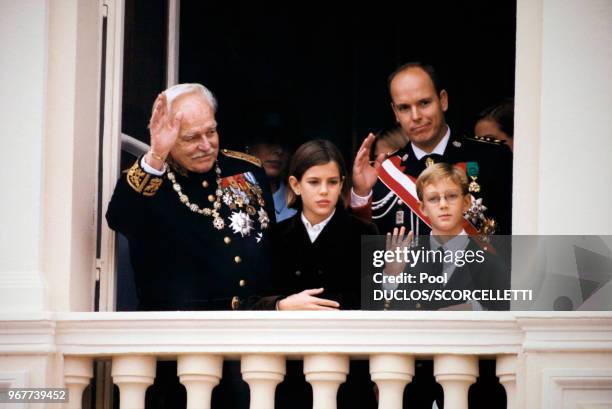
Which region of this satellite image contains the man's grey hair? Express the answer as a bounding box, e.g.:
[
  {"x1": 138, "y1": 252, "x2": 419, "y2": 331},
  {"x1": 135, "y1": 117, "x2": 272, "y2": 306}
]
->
[{"x1": 164, "y1": 83, "x2": 218, "y2": 112}]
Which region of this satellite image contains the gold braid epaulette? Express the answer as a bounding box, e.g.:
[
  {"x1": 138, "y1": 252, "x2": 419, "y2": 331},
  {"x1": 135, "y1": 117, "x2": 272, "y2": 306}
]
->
[
  {"x1": 466, "y1": 135, "x2": 504, "y2": 145},
  {"x1": 221, "y1": 149, "x2": 262, "y2": 167},
  {"x1": 126, "y1": 159, "x2": 163, "y2": 196}
]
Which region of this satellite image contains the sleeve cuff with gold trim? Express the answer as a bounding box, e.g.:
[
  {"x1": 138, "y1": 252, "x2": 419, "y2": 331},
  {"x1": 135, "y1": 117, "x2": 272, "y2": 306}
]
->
[{"x1": 126, "y1": 157, "x2": 164, "y2": 196}]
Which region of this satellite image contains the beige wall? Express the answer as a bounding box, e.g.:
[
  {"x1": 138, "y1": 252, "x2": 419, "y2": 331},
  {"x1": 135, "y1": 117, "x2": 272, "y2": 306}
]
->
[
  {"x1": 43, "y1": 0, "x2": 100, "y2": 312},
  {"x1": 0, "y1": 0, "x2": 49, "y2": 311},
  {"x1": 0, "y1": 354, "x2": 60, "y2": 387},
  {"x1": 0, "y1": 0, "x2": 100, "y2": 313},
  {"x1": 514, "y1": 0, "x2": 612, "y2": 234},
  {"x1": 521, "y1": 352, "x2": 612, "y2": 408}
]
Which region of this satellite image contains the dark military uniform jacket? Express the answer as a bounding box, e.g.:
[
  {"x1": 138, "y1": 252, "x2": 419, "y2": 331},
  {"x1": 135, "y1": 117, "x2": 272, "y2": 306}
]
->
[
  {"x1": 358, "y1": 131, "x2": 513, "y2": 236},
  {"x1": 106, "y1": 149, "x2": 276, "y2": 311},
  {"x1": 393, "y1": 237, "x2": 510, "y2": 311},
  {"x1": 261, "y1": 206, "x2": 378, "y2": 310}
]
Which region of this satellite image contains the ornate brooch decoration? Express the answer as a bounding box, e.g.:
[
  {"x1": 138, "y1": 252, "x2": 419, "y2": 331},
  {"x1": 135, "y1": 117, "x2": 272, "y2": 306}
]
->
[{"x1": 229, "y1": 210, "x2": 254, "y2": 237}]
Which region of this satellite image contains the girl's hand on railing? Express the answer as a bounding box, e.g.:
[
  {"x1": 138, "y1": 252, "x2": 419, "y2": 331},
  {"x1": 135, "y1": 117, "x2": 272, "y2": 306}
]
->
[{"x1": 277, "y1": 288, "x2": 340, "y2": 310}]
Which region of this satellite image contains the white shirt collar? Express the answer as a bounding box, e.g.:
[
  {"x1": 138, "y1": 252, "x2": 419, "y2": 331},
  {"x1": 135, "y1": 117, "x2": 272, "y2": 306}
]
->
[
  {"x1": 301, "y1": 209, "x2": 335, "y2": 243},
  {"x1": 411, "y1": 126, "x2": 451, "y2": 160},
  {"x1": 429, "y1": 228, "x2": 468, "y2": 251}
]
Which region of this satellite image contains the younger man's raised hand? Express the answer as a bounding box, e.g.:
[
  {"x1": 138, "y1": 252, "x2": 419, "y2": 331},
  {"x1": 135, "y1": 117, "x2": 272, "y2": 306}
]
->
[{"x1": 352, "y1": 133, "x2": 386, "y2": 197}]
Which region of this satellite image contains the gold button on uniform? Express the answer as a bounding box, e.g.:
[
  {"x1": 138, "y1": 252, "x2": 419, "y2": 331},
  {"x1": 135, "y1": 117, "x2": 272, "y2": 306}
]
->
[
  {"x1": 224, "y1": 236, "x2": 231, "y2": 244},
  {"x1": 202, "y1": 180, "x2": 209, "y2": 188},
  {"x1": 208, "y1": 194, "x2": 215, "y2": 202},
  {"x1": 234, "y1": 256, "x2": 241, "y2": 264},
  {"x1": 239, "y1": 279, "x2": 246, "y2": 287}
]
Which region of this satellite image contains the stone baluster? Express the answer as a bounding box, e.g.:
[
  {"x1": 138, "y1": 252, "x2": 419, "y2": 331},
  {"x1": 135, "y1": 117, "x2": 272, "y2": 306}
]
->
[
  {"x1": 241, "y1": 354, "x2": 286, "y2": 409},
  {"x1": 111, "y1": 355, "x2": 156, "y2": 409},
  {"x1": 303, "y1": 354, "x2": 349, "y2": 409},
  {"x1": 63, "y1": 356, "x2": 93, "y2": 409},
  {"x1": 496, "y1": 355, "x2": 517, "y2": 409},
  {"x1": 434, "y1": 355, "x2": 478, "y2": 409},
  {"x1": 370, "y1": 354, "x2": 414, "y2": 409},
  {"x1": 177, "y1": 354, "x2": 223, "y2": 409}
]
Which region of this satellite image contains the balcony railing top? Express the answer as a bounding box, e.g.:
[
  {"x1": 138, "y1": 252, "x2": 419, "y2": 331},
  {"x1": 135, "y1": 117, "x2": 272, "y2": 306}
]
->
[{"x1": 1, "y1": 311, "x2": 611, "y2": 358}]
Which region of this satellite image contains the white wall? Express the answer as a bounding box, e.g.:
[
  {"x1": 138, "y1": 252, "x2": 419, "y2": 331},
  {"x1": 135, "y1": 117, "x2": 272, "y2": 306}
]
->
[
  {"x1": 539, "y1": 0, "x2": 612, "y2": 234},
  {"x1": 0, "y1": 0, "x2": 48, "y2": 311},
  {"x1": 0, "y1": 0, "x2": 100, "y2": 313},
  {"x1": 515, "y1": 0, "x2": 612, "y2": 234},
  {"x1": 43, "y1": 0, "x2": 100, "y2": 312},
  {"x1": 521, "y1": 352, "x2": 612, "y2": 408}
]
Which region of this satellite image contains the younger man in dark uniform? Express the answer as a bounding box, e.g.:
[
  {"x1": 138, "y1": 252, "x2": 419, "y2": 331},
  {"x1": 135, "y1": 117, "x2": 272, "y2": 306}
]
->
[{"x1": 352, "y1": 62, "x2": 513, "y2": 236}]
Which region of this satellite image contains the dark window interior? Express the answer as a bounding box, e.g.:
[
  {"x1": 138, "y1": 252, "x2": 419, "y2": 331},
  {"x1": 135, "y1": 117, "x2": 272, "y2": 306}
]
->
[{"x1": 179, "y1": 1, "x2": 516, "y2": 158}]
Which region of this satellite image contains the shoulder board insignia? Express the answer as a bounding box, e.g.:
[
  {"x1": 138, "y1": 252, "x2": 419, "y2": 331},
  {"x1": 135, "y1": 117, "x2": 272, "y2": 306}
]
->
[
  {"x1": 466, "y1": 135, "x2": 503, "y2": 145},
  {"x1": 222, "y1": 149, "x2": 262, "y2": 167}
]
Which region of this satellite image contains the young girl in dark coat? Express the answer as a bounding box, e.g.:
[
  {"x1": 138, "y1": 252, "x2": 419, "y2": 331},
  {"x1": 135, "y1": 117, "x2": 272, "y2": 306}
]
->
[
  {"x1": 270, "y1": 139, "x2": 379, "y2": 310},
  {"x1": 269, "y1": 139, "x2": 379, "y2": 409}
]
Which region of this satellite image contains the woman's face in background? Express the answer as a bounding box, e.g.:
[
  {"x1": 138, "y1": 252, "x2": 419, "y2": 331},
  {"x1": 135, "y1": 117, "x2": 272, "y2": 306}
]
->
[{"x1": 475, "y1": 118, "x2": 513, "y2": 152}]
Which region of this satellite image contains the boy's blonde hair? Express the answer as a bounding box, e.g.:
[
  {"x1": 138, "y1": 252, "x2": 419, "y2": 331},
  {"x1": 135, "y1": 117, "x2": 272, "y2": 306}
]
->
[{"x1": 415, "y1": 163, "x2": 469, "y2": 201}]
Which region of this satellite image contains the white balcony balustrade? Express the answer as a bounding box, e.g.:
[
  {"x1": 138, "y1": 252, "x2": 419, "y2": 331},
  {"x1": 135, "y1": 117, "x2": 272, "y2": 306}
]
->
[
  {"x1": 241, "y1": 354, "x2": 286, "y2": 409},
  {"x1": 111, "y1": 355, "x2": 156, "y2": 409},
  {"x1": 177, "y1": 354, "x2": 223, "y2": 409},
  {"x1": 370, "y1": 354, "x2": 415, "y2": 409},
  {"x1": 0, "y1": 311, "x2": 609, "y2": 408},
  {"x1": 434, "y1": 354, "x2": 479, "y2": 409},
  {"x1": 303, "y1": 354, "x2": 349, "y2": 409},
  {"x1": 63, "y1": 356, "x2": 94, "y2": 409},
  {"x1": 495, "y1": 354, "x2": 517, "y2": 409}
]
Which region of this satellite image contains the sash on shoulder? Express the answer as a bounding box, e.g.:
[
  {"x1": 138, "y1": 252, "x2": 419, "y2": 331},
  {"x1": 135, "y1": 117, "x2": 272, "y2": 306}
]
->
[{"x1": 378, "y1": 156, "x2": 479, "y2": 235}]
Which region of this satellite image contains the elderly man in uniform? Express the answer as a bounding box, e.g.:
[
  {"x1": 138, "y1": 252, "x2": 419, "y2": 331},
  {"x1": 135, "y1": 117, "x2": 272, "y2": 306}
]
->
[
  {"x1": 107, "y1": 83, "x2": 274, "y2": 311},
  {"x1": 352, "y1": 62, "x2": 513, "y2": 237},
  {"x1": 106, "y1": 83, "x2": 275, "y2": 408}
]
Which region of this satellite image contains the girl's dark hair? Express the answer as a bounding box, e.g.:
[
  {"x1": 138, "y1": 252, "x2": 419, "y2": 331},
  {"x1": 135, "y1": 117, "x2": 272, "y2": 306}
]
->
[{"x1": 287, "y1": 139, "x2": 348, "y2": 209}]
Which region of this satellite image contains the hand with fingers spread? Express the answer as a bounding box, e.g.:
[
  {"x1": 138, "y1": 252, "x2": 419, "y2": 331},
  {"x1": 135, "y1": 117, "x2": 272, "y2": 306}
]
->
[
  {"x1": 146, "y1": 92, "x2": 184, "y2": 170},
  {"x1": 277, "y1": 288, "x2": 340, "y2": 311},
  {"x1": 352, "y1": 133, "x2": 387, "y2": 197},
  {"x1": 384, "y1": 226, "x2": 414, "y2": 276}
]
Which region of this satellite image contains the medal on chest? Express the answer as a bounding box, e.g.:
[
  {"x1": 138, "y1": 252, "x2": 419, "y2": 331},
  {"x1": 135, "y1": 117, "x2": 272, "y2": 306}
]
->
[
  {"x1": 466, "y1": 161, "x2": 481, "y2": 193},
  {"x1": 167, "y1": 165, "x2": 269, "y2": 238}
]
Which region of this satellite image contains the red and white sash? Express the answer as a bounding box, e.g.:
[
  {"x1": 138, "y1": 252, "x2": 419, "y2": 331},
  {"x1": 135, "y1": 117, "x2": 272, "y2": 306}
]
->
[{"x1": 377, "y1": 156, "x2": 479, "y2": 235}]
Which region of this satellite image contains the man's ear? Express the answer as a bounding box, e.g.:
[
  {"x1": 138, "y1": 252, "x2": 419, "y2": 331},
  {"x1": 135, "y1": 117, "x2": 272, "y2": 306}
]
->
[
  {"x1": 288, "y1": 175, "x2": 300, "y2": 194},
  {"x1": 439, "y1": 89, "x2": 449, "y2": 112},
  {"x1": 391, "y1": 102, "x2": 400, "y2": 123}
]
